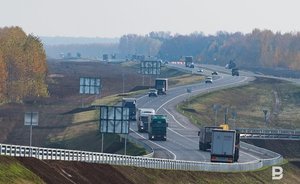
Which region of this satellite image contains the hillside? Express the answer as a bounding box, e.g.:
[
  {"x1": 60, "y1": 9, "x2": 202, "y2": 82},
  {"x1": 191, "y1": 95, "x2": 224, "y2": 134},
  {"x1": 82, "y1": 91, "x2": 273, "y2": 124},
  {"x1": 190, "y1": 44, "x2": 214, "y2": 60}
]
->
[{"x1": 0, "y1": 150, "x2": 299, "y2": 184}]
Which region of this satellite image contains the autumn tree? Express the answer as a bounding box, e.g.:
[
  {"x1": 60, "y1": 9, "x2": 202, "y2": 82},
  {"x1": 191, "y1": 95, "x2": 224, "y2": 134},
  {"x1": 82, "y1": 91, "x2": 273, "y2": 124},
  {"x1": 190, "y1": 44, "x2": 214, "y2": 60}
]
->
[{"x1": 0, "y1": 26, "x2": 48, "y2": 103}]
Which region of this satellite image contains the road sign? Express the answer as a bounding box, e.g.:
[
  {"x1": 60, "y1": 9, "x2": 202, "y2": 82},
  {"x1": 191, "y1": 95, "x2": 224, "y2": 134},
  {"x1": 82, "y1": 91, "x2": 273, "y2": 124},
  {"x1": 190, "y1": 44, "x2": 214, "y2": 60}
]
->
[
  {"x1": 99, "y1": 106, "x2": 130, "y2": 134},
  {"x1": 79, "y1": 77, "x2": 101, "y2": 95},
  {"x1": 140, "y1": 60, "x2": 161, "y2": 75},
  {"x1": 24, "y1": 112, "x2": 39, "y2": 126}
]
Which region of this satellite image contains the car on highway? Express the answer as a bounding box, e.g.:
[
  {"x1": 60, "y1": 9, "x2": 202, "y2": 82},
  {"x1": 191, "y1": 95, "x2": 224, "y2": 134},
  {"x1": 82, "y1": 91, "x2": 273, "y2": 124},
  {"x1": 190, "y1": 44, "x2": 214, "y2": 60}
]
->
[
  {"x1": 148, "y1": 89, "x2": 158, "y2": 97},
  {"x1": 211, "y1": 71, "x2": 218, "y2": 75},
  {"x1": 197, "y1": 68, "x2": 204, "y2": 73},
  {"x1": 205, "y1": 76, "x2": 213, "y2": 83}
]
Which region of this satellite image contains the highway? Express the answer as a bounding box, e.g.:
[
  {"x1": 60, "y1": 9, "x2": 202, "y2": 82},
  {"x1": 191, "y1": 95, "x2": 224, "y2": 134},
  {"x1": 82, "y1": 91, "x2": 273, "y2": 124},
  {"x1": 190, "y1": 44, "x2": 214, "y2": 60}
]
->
[{"x1": 128, "y1": 64, "x2": 272, "y2": 163}]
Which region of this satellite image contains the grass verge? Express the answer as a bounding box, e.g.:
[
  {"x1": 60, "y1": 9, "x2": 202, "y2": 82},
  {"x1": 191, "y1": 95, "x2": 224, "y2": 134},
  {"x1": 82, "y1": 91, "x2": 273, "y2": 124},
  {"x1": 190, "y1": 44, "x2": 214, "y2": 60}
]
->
[
  {"x1": 178, "y1": 77, "x2": 300, "y2": 129},
  {"x1": 0, "y1": 156, "x2": 44, "y2": 184}
]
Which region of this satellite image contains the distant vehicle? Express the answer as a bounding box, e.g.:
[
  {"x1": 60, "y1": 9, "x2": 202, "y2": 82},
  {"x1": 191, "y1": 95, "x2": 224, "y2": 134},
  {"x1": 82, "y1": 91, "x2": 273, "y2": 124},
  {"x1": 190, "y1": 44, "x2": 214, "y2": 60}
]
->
[
  {"x1": 205, "y1": 76, "x2": 213, "y2": 83},
  {"x1": 197, "y1": 69, "x2": 204, "y2": 72},
  {"x1": 210, "y1": 129, "x2": 240, "y2": 163},
  {"x1": 148, "y1": 115, "x2": 168, "y2": 141},
  {"x1": 226, "y1": 60, "x2": 236, "y2": 69},
  {"x1": 231, "y1": 68, "x2": 239, "y2": 76},
  {"x1": 122, "y1": 98, "x2": 137, "y2": 121},
  {"x1": 198, "y1": 126, "x2": 222, "y2": 151},
  {"x1": 136, "y1": 108, "x2": 155, "y2": 132},
  {"x1": 155, "y1": 78, "x2": 168, "y2": 95},
  {"x1": 189, "y1": 63, "x2": 195, "y2": 68},
  {"x1": 148, "y1": 89, "x2": 158, "y2": 97},
  {"x1": 211, "y1": 71, "x2": 218, "y2": 75},
  {"x1": 184, "y1": 56, "x2": 193, "y2": 67}
]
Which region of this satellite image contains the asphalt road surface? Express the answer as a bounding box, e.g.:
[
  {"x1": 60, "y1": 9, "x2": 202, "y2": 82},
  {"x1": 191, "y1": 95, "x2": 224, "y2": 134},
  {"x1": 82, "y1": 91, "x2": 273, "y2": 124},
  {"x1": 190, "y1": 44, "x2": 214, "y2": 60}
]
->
[{"x1": 128, "y1": 64, "x2": 271, "y2": 163}]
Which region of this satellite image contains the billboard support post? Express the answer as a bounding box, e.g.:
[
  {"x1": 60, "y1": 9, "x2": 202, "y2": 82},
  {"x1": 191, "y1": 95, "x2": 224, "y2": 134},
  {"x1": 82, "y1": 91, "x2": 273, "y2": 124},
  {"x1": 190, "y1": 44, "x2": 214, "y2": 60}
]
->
[
  {"x1": 24, "y1": 112, "x2": 39, "y2": 157},
  {"x1": 101, "y1": 133, "x2": 104, "y2": 153},
  {"x1": 124, "y1": 134, "x2": 127, "y2": 155}
]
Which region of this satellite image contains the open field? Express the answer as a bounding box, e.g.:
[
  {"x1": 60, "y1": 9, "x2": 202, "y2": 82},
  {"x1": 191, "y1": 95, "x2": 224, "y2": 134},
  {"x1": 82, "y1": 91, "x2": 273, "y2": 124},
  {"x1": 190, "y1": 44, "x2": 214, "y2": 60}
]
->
[{"x1": 178, "y1": 77, "x2": 300, "y2": 129}]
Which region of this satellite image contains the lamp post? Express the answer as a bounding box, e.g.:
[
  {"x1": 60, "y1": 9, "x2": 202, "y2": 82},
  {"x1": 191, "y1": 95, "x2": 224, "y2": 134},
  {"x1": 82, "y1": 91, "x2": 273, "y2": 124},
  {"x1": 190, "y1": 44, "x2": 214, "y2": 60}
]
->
[
  {"x1": 263, "y1": 109, "x2": 268, "y2": 127},
  {"x1": 212, "y1": 104, "x2": 221, "y2": 126}
]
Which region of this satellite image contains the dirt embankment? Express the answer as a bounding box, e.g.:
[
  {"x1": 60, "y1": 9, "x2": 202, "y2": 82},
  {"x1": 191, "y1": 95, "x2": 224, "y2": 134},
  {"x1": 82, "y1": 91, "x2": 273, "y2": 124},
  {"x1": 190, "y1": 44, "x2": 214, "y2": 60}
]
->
[{"x1": 0, "y1": 155, "x2": 299, "y2": 184}]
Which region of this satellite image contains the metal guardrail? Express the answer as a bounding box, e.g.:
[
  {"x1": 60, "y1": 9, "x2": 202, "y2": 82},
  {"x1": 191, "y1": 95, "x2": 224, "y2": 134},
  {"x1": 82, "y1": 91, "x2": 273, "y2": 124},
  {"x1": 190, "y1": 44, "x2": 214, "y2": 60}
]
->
[
  {"x1": 237, "y1": 128, "x2": 300, "y2": 135},
  {"x1": 240, "y1": 142, "x2": 283, "y2": 167},
  {"x1": 237, "y1": 128, "x2": 300, "y2": 140},
  {"x1": 0, "y1": 143, "x2": 282, "y2": 172}
]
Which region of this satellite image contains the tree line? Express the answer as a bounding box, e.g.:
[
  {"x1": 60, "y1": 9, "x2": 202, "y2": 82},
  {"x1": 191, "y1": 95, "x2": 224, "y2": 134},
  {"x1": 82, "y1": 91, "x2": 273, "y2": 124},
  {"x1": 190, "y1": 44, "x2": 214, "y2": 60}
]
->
[
  {"x1": 119, "y1": 29, "x2": 300, "y2": 70},
  {"x1": 0, "y1": 26, "x2": 48, "y2": 103}
]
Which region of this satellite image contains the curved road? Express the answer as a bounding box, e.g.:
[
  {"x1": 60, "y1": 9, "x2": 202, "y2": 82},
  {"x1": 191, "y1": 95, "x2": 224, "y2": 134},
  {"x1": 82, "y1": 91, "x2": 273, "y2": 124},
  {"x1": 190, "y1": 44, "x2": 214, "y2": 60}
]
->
[{"x1": 128, "y1": 64, "x2": 270, "y2": 163}]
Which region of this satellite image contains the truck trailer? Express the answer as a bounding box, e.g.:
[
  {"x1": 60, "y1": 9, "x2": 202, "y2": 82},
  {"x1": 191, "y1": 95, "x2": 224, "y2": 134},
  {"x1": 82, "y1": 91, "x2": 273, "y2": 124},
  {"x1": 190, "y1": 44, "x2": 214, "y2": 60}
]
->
[
  {"x1": 136, "y1": 108, "x2": 155, "y2": 132},
  {"x1": 148, "y1": 115, "x2": 168, "y2": 141},
  {"x1": 198, "y1": 126, "x2": 222, "y2": 151},
  {"x1": 155, "y1": 78, "x2": 168, "y2": 95},
  {"x1": 231, "y1": 68, "x2": 239, "y2": 76},
  {"x1": 122, "y1": 98, "x2": 137, "y2": 121},
  {"x1": 210, "y1": 129, "x2": 239, "y2": 163},
  {"x1": 185, "y1": 56, "x2": 193, "y2": 67}
]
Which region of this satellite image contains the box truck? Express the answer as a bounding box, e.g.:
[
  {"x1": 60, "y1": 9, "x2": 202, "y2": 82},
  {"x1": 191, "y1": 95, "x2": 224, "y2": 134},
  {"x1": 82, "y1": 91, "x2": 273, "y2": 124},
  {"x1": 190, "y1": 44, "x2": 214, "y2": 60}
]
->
[
  {"x1": 122, "y1": 98, "x2": 137, "y2": 121},
  {"x1": 136, "y1": 108, "x2": 155, "y2": 132},
  {"x1": 210, "y1": 129, "x2": 237, "y2": 163},
  {"x1": 155, "y1": 78, "x2": 168, "y2": 95}
]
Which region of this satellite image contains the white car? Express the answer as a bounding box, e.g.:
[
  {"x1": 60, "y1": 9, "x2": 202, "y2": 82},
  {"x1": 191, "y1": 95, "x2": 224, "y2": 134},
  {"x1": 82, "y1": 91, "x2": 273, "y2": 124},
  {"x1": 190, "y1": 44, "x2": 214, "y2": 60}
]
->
[
  {"x1": 197, "y1": 69, "x2": 204, "y2": 72},
  {"x1": 205, "y1": 76, "x2": 213, "y2": 83},
  {"x1": 148, "y1": 89, "x2": 158, "y2": 97}
]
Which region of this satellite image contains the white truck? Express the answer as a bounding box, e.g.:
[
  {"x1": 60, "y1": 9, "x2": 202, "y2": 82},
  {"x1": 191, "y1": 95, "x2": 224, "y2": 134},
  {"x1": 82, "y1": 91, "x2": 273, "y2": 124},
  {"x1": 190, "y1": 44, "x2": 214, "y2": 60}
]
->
[
  {"x1": 210, "y1": 129, "x2": 237, "y2": 163},
  {"x1": 136, "y1": 108, "x2": 155, "y2": 132}
]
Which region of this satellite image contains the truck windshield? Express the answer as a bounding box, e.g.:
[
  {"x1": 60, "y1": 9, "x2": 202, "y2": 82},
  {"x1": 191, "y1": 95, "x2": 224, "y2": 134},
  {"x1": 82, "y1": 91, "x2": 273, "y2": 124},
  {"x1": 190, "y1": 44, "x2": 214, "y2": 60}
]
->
[
  {"x1": 123, "y1": 102, "x2": 135, "y2": 108},
  {"x1": 141, "y1": 116, "x2": 148, "y2": 122},
  {"x1": 152, "y1": 120, "x2": 167, "y2": 127}
]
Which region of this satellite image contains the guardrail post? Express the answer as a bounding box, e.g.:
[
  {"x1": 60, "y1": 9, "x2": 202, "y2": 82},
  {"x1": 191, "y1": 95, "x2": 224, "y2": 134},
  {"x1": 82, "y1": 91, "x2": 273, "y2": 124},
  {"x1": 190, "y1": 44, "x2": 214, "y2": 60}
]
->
[{"x1": 13, "y1": 146, "x2": 16, "y2": 157}]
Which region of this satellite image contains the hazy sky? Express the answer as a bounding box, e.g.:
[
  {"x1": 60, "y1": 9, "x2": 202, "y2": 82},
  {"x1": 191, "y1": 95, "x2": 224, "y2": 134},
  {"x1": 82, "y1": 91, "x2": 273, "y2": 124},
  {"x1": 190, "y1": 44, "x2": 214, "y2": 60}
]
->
[{"x1": 1, "y1": 0, "x2": 299, "y2": 37}]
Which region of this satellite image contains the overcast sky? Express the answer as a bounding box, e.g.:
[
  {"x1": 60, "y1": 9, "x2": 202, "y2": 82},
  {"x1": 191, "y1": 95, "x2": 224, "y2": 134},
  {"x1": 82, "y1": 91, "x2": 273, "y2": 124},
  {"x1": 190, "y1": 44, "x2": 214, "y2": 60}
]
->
[{"x1": 1, "y1": 0, "x2": 299, "y2": 37}]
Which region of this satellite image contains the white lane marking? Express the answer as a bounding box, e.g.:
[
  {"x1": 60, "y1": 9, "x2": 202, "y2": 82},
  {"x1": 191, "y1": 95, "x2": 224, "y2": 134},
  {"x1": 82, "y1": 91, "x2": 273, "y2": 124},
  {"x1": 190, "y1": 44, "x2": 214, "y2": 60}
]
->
[
  {"x1": 130, "y1": 128, "x2": 177, "y2": 160},
  {"x1": 168, "y1": 128, "x2": 198, "y2": 144},
  {"x1": 167, "y1": 128, "x2": 207, "y2": 161},
  {"x1": 163, "y1": 108, "x2": 187, "y2": 129},
  {"x1": 137, "y1": 94, "x2": 147, "y2": 101}
]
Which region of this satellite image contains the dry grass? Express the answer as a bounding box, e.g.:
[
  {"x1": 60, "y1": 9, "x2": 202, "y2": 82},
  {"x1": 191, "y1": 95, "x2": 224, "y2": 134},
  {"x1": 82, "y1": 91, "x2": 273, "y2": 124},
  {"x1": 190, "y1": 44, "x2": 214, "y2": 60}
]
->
[
  {"x1": 169, "y1": 74, "x2": 204, "y2": 87},
  {"x1": 178, "y1": 77, "x2": 300, "y2": 129}
]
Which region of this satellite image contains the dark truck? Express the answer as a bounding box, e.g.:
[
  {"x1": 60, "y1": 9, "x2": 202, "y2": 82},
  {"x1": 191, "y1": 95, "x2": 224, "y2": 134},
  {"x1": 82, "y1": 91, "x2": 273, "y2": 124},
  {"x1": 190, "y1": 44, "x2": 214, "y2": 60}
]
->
[
  {"x1": 231, "y1": 68, "x2": 239, "y2": 76},
  {"x1": 198, "y1": 126, "x2": 222, "y2": 151},
  {"x1": 155, "y1": 78, "x2": 168, "y2": 95},
  {"x1": 122, "y1": 98, "x2": 137, "y2": 121},
  {"x1": 185, "y1": 56, "x2": 193, "y2": 67},
  {"x1": 210, "y1": 129, "x2": 240, "y2": 163},
  {"x1": 148, "y1": 115, "x2": 168, "y2": 141},
  {"x1": 226, "y1": 60, "x2": 236, "y2": 69}
]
